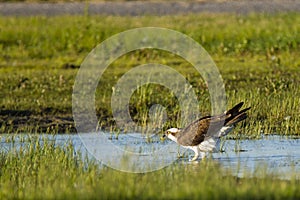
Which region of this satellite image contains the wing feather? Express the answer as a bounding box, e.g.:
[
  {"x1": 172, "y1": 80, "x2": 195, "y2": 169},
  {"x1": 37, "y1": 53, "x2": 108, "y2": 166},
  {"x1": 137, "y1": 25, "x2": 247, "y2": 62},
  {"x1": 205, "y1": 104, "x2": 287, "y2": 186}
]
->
[
  {"x1": 177, "y1": 115, "x2": 226, "y2": 146},
  {"x1": 176, "y1": 102, "x2": 250, "y2": 146}
]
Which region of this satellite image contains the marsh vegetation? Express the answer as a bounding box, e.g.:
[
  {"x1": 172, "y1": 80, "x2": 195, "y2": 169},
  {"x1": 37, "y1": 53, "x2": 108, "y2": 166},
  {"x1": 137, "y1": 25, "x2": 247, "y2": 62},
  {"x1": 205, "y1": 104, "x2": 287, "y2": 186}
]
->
[
  {"x1": 0, "y1": 13, "x2": 299, "y2": 135},
  {"x1": 0, "y1": 12, "x2": 299, "y2": 199}
]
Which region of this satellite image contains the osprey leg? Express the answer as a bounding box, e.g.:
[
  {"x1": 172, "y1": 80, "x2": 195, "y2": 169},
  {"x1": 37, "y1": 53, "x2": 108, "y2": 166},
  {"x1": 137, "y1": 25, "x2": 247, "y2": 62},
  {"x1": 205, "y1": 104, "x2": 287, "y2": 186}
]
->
[{"x1": 189, "y1": 146, "x2": 200, "y2": 161}]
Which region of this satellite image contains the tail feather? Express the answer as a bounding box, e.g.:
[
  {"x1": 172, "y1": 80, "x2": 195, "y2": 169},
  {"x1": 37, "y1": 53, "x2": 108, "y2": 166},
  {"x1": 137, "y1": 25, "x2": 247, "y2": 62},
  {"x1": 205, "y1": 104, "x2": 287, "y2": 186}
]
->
[
  {"x1": 226, "y1": 112, "x2": 247, "y2": 126},
  {"x1": 225, "y1": 102, "x2": 244, "y2": 115},
  {"x1": 238, "y1": 107, "x2": 251, "y2": 114},
  {"x1": 225, "y1": 102, "x2": 251, "y2": 127}
]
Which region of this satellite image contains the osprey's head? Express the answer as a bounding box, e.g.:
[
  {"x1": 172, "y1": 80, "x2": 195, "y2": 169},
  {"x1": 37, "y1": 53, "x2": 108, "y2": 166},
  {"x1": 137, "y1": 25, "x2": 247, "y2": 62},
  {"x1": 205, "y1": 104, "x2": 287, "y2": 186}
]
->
[{"x1": 161, "y1": 128, "x2": 181, "y2": 142}]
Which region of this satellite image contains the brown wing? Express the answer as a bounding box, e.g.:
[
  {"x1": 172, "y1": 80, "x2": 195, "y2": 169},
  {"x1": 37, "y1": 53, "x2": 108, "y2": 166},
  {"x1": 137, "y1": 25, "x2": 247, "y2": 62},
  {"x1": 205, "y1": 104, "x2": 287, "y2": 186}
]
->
[
  {"x1": 177, "y1": 114, "x2": 226, "y2": 146},
  {"x1": 176, "y1": 102, "x2": 251, "y2": 146}
]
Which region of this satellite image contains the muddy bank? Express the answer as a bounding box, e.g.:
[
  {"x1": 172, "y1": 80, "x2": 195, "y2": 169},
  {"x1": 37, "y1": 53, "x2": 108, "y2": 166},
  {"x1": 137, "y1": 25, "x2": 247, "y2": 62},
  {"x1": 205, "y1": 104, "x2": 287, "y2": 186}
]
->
[
  {"x1": 0, "y1": 107, "x2": 117, "y2": 133},
  {"x1": 0, "y1": 109, "x2": 76, "y2": 133}
]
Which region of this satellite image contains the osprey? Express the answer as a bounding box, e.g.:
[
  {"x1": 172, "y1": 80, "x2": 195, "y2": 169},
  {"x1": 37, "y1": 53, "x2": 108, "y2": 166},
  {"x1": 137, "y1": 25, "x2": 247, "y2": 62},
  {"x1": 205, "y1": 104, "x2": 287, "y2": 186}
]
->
[{"x1": 162, "y1": 102, "x2": 251, "y2": 161}]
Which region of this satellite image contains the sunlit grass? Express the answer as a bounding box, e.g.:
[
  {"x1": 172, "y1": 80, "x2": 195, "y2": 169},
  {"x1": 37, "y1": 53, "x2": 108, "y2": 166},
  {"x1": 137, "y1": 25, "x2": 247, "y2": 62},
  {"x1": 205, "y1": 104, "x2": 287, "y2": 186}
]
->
[
  {"x1": 1, "y1": 13, "x2": 299, "y2": 67},
  {"x1": 0, "y1": 13, "x2": 299, "y2": 134}
]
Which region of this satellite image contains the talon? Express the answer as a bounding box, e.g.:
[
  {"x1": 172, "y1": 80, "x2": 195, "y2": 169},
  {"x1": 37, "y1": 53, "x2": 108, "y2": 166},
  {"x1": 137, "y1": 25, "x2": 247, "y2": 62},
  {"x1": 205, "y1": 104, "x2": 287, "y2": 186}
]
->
[{"x1": 189, "y1": 154, "x2": 199, "y2": 162}]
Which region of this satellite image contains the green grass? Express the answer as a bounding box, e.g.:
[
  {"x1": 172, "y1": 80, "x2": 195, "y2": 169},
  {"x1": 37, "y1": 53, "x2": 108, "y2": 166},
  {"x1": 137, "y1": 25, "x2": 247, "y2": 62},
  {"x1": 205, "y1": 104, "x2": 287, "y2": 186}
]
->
[
  {"x1": 0, "y1": 13, "x2": 299, "y2": 134},
  {"x1": 0, "y1": 136, "x2": 299, "y2": 199},
  {"x1": 1, "y1": 13, "x2": 299, "y2": 200}
]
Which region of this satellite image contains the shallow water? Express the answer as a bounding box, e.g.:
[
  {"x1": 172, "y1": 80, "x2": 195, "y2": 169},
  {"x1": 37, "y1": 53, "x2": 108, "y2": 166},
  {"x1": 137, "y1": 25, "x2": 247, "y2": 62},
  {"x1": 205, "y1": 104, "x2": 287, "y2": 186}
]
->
[
  {"x1": 1, "y1": 133, "x2": 300, "y2": 179},
  {"x1": 207, "y1": 135, "x2": 300, "y2": 179}
]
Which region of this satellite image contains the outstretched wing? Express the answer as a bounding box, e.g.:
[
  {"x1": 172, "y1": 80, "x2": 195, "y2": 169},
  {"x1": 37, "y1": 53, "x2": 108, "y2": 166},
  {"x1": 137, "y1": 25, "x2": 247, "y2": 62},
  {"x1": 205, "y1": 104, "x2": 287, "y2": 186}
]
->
[
  {"x1": 177, "y1": 114, "x2": 226, "y2": 146},
  {"x1": 176, "y1": 102, "x2": 251, "y2": 146}
]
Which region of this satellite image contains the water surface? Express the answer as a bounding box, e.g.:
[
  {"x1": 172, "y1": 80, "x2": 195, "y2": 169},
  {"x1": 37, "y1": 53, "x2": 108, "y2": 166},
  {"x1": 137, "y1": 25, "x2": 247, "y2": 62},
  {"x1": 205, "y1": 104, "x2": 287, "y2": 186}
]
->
[{"x1": 1, "y1": 133, "x2": 300, "y2": 179}]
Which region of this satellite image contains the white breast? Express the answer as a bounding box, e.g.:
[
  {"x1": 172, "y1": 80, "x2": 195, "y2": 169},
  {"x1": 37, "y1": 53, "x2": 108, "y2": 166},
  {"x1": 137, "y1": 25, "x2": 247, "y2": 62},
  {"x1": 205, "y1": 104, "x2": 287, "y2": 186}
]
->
[
  {"x1": 198, "y1": 137, "x2": 220, "y2": 152},
  {"x1": 198, "y1": 126, "x2": 232, "y2": 152},
  {"x1": 167, "y1": 134, "x2": 178, "y2": 143}
]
